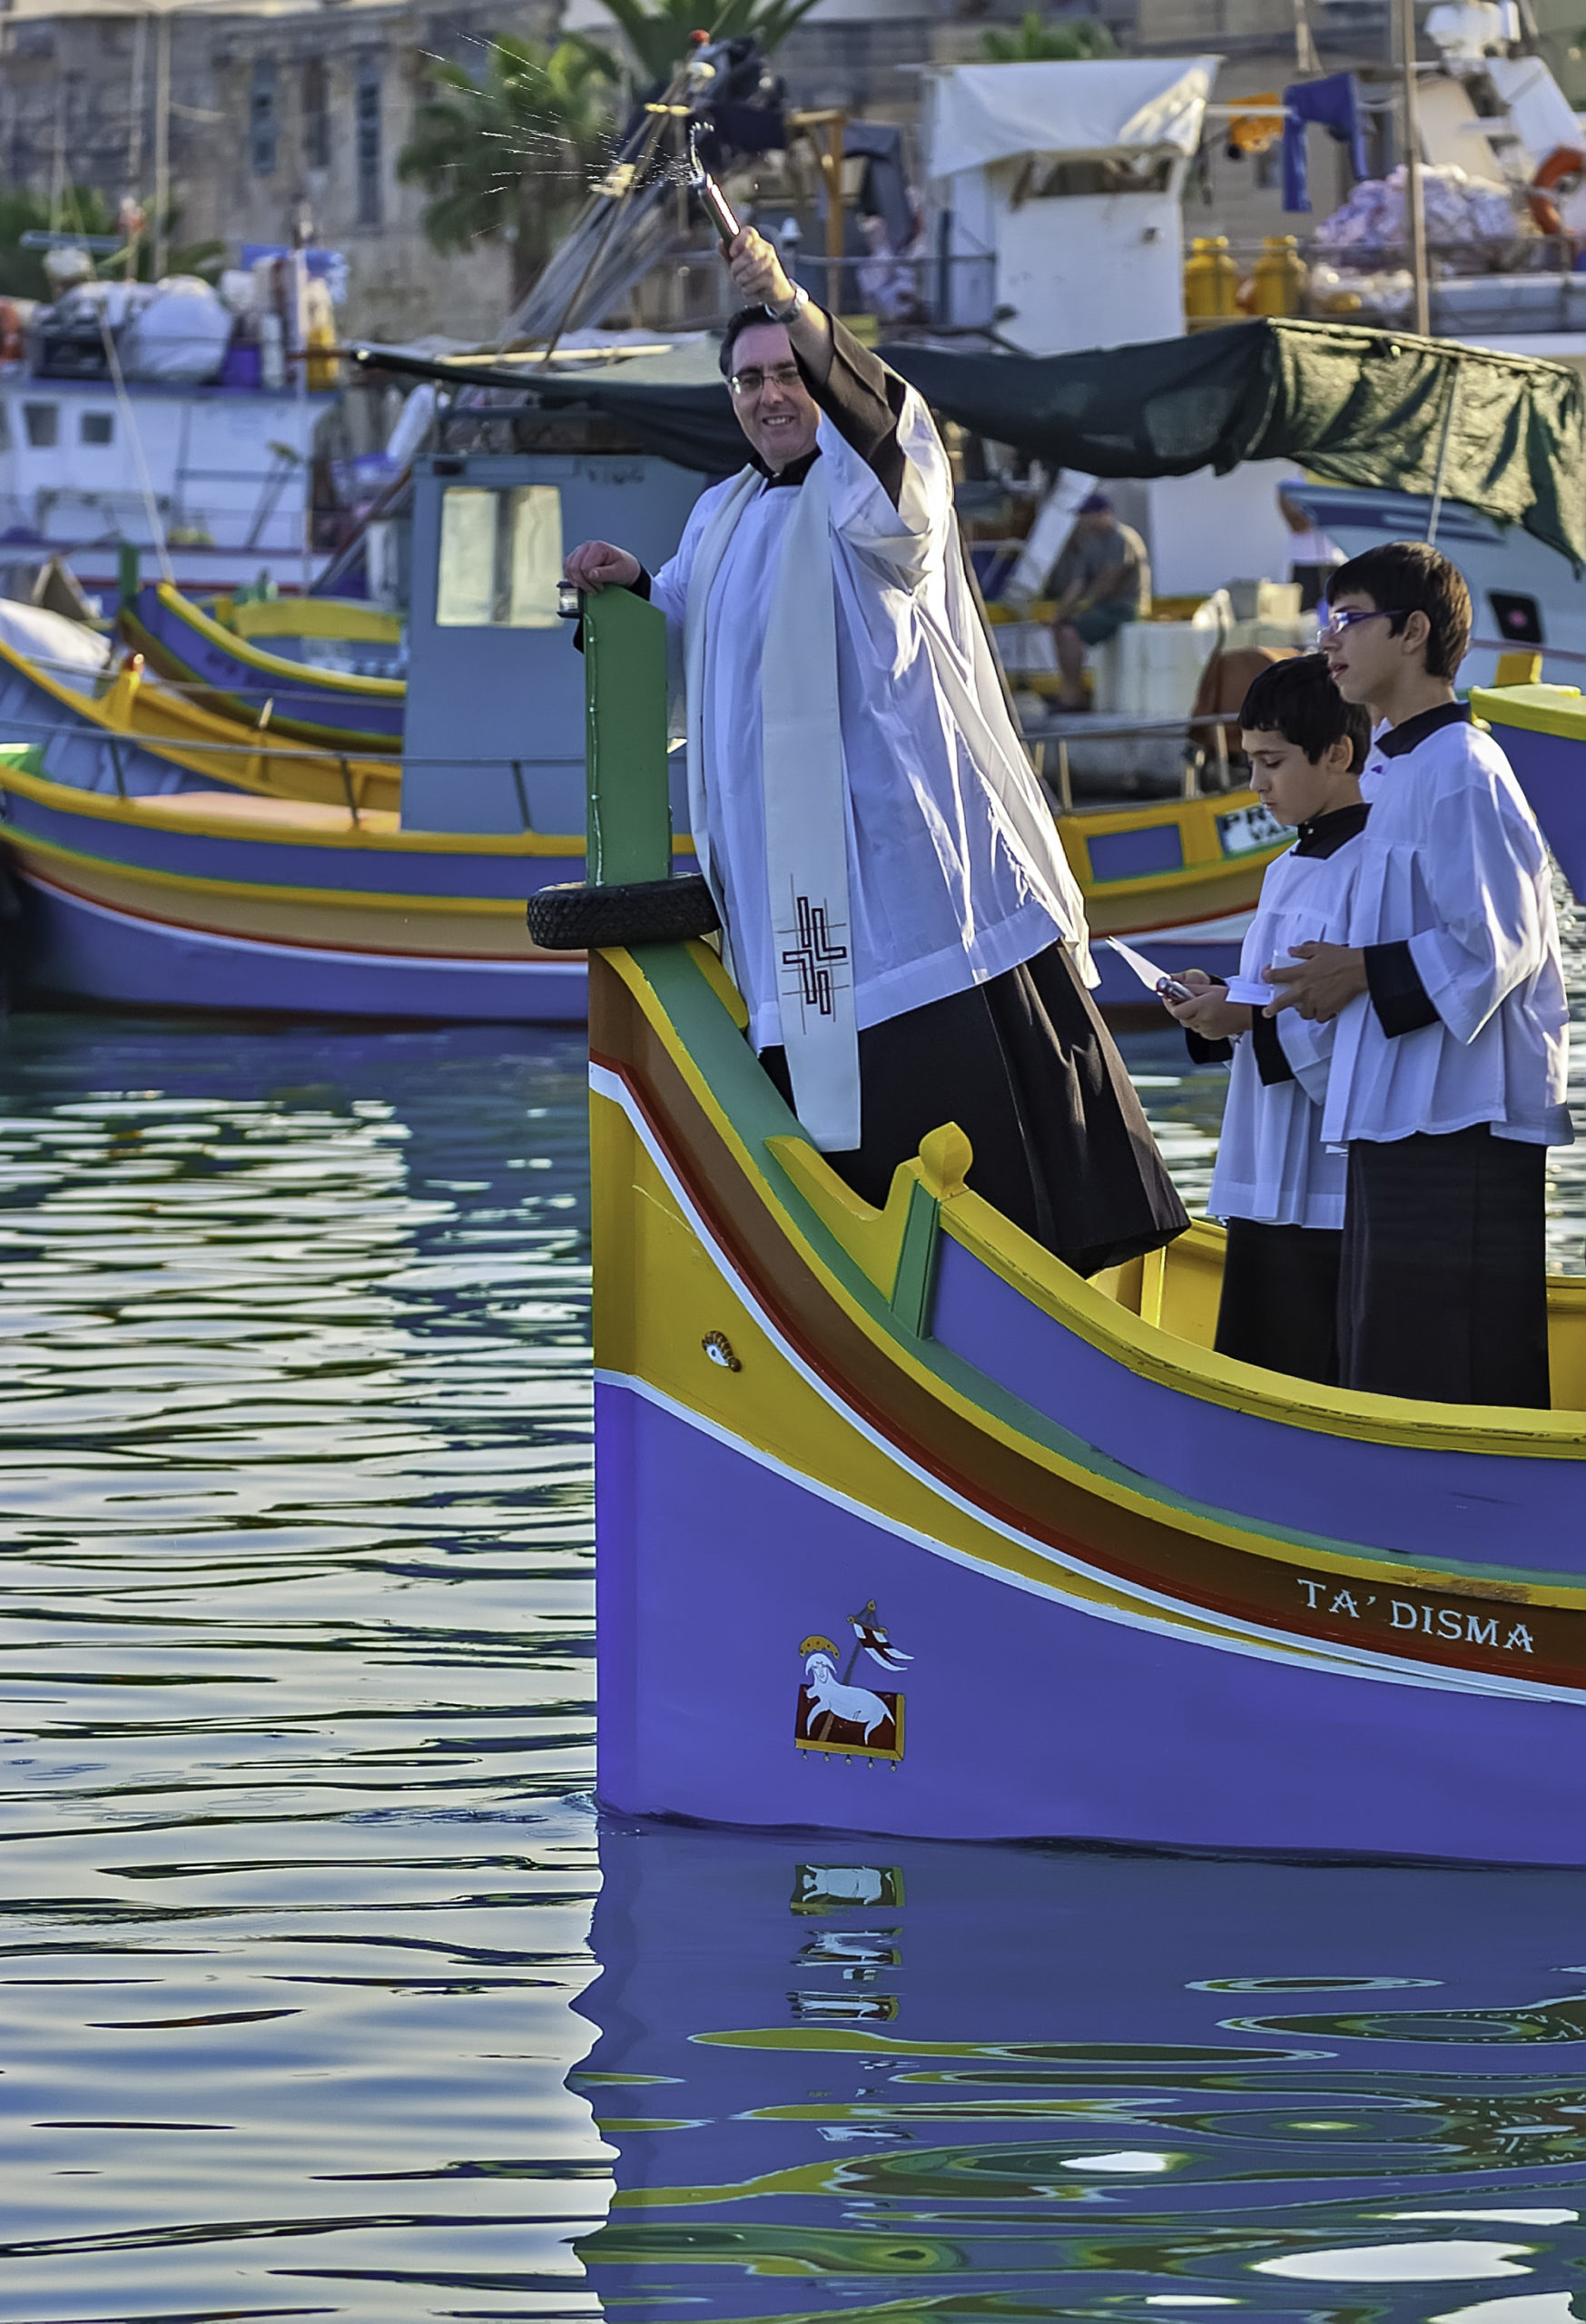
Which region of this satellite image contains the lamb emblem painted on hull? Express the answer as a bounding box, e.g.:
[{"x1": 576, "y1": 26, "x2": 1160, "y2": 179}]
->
[{"x1": 795, "y1": 1600, "x2": 911, "y2": 1765}]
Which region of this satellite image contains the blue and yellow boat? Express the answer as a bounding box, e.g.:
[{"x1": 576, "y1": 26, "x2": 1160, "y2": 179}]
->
[
  {"x1": 122, "y1": 584, "x2": 406, "y2": 754},
  {"x1": 579, "y1": 586, "x2": 1586, "y2": 1868},
  {"x1": 0, "y1": 748, "x2": 587, "y2": 1019}
]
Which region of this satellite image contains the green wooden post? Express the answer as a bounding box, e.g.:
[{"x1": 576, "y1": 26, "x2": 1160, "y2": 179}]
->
[
  {"x1": 583, "y1": 586, "x2": 673, "y2": 888},
  {"x1": 117, "y1": 542, "x2": 141, "y2": 615}
]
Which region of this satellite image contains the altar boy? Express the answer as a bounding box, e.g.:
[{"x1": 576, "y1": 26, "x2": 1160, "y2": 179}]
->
[
  {"x1": 1267, "y1": 542, "x2": 1571, "y2": 1408},
  {"x1": 1164, "y1": 657, "x2": 1371, "y2": 1384}
]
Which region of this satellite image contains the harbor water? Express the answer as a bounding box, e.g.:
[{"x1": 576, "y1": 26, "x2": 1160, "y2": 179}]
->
[{"x1": 5, "y1": 996, "x2": 1586, "y2": 2321}]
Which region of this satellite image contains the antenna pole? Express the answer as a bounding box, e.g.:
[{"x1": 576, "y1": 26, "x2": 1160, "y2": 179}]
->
[{"x1": 1399, "y1": 0, "x2": 1430, "y2": 335}]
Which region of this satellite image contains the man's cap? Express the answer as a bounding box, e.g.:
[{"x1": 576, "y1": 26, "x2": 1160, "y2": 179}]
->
[{"x1": 1078, "y1": 491, "x2": 1114, "y2": 514}]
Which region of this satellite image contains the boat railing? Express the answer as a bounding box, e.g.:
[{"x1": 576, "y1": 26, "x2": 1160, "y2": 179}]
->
[{"x1": 1018, "y1": 710, "x2": 1238, "y2": 812}]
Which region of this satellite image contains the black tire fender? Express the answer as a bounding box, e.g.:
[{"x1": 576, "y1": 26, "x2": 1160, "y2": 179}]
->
[{"x1": 527, "y1": 874, "x2": 720, "y2": 951}]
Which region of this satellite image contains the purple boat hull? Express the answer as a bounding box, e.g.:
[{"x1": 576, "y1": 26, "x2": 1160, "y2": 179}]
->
[
  {"x1": 22, "y1": 877, "x2": 586, "y2": 1021},
  {"x1": 596, "y1": 1380, "x2": 1586, "y2": 1865}
]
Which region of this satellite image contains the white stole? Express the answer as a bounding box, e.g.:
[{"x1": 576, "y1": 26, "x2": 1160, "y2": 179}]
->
[{"x1": 683, "y1": 461, "x2": 862, "y2": 1152}]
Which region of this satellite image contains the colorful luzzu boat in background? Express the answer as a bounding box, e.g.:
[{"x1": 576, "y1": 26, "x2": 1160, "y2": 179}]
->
[
  {"x1": 7, "y1": 312, "x2": 1571, "y2": 1029},
  {"x1": 0, "y1": 746, "x2": 594, "y2": 1019},
  {"x1": 0, "y1": 622, "x2": 400, "y2": 813},
  {"x1": 580, "y1": 586, "x2": 1586, "y2": 1868},
  {"x1": 121, "y1": 584, "x2": 406, "y2": 754},
  {"x1": 107, "y1": 582, "x2": 1287, "y2": 1000},
  {"x1": 1472, "y1": 678, "x2": 1586, "y2": 908}
]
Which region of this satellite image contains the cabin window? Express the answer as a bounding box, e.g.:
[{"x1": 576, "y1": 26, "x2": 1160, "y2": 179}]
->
[
  {"x1": 436, "y1": 485, "x2": 563, "y2": 628},
  {"x1": 1010, "y1": 153, "x2": 1177, "y2": 202},
  {"x1": 251, "y1": 59, "x2": 278, "y2": 176},
  {"x1": 23, "y1": 403, "x2": 58, "y2": 448},
  {"x1": 79, "y1": 411, "x2": 113, "y2": 446},
  {"x1": 0, "y1": 404, "x2": 12, "y2": 451},
  {"x1": 302, "y1": 56, "x2": 330, "y2": 169},
  {"x1": 356, "y1": 63, "x2": 382, "y2": 226}
]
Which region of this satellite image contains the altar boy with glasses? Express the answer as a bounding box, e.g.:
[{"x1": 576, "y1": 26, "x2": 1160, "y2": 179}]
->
[{"x1": 1266, "y1": 542, "x2": 1571, "y2": 1408}]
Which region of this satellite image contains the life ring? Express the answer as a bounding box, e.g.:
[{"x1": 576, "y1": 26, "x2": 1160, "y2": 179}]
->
[
  {"x1": 526, "y1": 874, "x2": 720, "y2": 952},
  {"x1": 1528, "y1": 145, "x2": 1585, "y2": 240}
]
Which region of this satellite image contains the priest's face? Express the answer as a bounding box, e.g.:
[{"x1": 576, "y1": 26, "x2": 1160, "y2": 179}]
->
[{"x1": 727, "y1": 320, "x2": 821, "y2": 471}]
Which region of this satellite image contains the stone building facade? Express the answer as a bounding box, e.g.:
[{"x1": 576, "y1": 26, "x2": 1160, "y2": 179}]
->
[
  {"x1": 0, "y1": 0, "x2": 560, "y2": 344},
  {"x1": 0, "y1": 0, "x2": 1520, "y2": 345}
]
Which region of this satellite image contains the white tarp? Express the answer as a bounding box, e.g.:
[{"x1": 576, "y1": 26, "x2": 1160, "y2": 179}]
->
[{"x1": 928, "y1": 56, "x2": 1220, "y2": 180}]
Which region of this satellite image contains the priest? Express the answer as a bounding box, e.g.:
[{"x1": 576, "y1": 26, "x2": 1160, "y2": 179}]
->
[{"x1": 563, "y1": 229, "x2": 1185, "y2": 1277}]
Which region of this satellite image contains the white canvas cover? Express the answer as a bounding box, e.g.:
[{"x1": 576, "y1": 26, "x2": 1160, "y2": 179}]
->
[{"x1": 929, "y1": 56, "x2": 1220, "y2": 180}]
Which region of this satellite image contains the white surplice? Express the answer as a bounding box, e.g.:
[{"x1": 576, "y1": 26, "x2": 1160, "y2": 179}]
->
[
  {"x1": 1317, "y1": 717, "x2": 1571, "y2": 1149},
  {"x1": 647, "y1": 393, "x2": 1091, "y2": 1060},
  {"x1": 1208, "y1": 832, "x2": 1367, "y2": 1230}
]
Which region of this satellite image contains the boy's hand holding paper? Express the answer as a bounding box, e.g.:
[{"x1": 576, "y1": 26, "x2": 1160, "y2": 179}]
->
[{"x1": 1265, "y1": 940, "x2": 1368, "y2": 1021}]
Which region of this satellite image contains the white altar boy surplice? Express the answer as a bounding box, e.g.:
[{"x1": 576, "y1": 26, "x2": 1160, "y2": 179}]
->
[{"x1": 1318, "y1": 714, "x2": 1571, "y2": 1151}]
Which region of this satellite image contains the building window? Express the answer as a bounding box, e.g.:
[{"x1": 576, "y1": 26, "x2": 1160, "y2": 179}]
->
[
  {"x1": 356, "y1": 63, "x2": 381, "y2": 226},
  {"x1": 302, "y1": 56, "x2": 330, "y2": 170},
  {"x1": 436, "y1": 487, "x2": 563, "y2": 628},
  {"x1": 23, "y1": 403, "x2": 58, "y2": 448},
  {"x1": 251, "y1": 59, "x2": 277, "y2": 176},
  {"x1": 80, "y1": 411, "x2": 113, "y2": 446}
]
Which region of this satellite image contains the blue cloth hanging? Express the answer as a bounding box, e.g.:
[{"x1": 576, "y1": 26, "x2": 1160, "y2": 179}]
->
[{"x1": 1282, "y1": 74, "x2": 1369, "y2": 212}]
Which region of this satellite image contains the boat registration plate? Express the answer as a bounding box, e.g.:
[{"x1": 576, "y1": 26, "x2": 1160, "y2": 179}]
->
[{"x1": 1217, "y1": 802, "x2": 1293, "y2": 856}]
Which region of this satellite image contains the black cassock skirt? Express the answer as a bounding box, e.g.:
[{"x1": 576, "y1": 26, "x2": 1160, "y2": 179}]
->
[
  {"x1": 759, "y1": 940, "x2": 1187, "y2": 1278},
  {"x1": 1216, "y1": 1216, "x2": 1344, "y2": 1385},
  {"x1": 1337, "y1": 1124, "x2": 1550, "y2": 1407}
]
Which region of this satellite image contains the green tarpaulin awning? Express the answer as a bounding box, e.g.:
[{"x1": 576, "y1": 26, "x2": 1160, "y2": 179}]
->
[
  {"x1": 883, "y1": 319, "x2": 1586, "y2": 570},
  {"x1": 355, "y1": 317, "x2": 1586, "y2": 567}
]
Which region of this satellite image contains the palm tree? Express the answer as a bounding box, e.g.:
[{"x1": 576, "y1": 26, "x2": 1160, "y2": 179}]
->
[
  {"x1": 980, "y1": 13, "x2": 1117, "y2": 60},
  {"x1": 397, "y1": 35, "x2": 620, "y2": 302},
  {"x1": 573, "y1": 0, "x2": 823, "y2": 93}
]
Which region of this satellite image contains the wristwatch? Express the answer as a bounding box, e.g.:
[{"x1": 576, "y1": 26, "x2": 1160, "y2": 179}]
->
[{"x1": 763, "y1": 281, "x2": 810, "y2": 324}]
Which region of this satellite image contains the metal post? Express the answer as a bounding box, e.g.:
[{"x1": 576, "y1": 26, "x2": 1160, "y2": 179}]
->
[
  {"x1": 153, "y1": 6, "x2": 171, "y2": 282},
  {"x1": 824, "y1": 113, "x2": 846, "y2": 317},
  {"x1": 1425, "y1": 359, "x2": 1460, "y2": 544},
  {"x1": 1398, "y1": 0, "x2": 1429, "y2": 336},
  {"x1": 128, "y1": 13, "x2": 147, "y2": 216}
]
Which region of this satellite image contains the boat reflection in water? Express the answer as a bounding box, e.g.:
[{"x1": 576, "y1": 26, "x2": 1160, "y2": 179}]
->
[{"x1": 572, "y1": 1822, "x2": 1586, "y2": 2320}]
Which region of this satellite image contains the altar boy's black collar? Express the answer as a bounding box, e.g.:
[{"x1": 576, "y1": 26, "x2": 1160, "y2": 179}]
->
[
  {"x1": 1294, "y1": 800, "x2": 1370, "y2": 858},
  {"x1": 1376, "y1": 699, "x2": 1472, "y2": 759},
  {"x1": 753, "y1": 447, "x2": 823, "y2": 488}
]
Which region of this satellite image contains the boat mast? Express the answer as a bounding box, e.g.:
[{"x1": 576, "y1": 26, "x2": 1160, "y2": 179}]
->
[
  {"x1": 153, "y1": 5, "x2": 171, "y2": 281},
  {"x1": 1397, "y1": 0, "x2": 1430, "y2": 334}
]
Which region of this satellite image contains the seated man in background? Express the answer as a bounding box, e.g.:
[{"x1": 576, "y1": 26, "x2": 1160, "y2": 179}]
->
[{"x1": 1049, "y1": 493, "x2": 1150, "y2": 711}]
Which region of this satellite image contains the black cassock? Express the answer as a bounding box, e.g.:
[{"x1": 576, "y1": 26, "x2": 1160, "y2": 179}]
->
[{"x1": 761, "y1": 940, "x2": 1187, "y2": 1279}]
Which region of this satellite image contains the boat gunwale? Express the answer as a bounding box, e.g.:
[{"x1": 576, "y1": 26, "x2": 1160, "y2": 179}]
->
[{"x1": 146, "y1": 583, "x2": 407, "y2": 700}]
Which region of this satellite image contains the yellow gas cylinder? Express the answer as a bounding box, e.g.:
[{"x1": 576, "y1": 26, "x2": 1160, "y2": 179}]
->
[
  {"x1": 1251, "y1": 235, "x2": 1307, "y2": 316},
  {"x1": 303, "y1": 274, "x2": 340, "y2": 391},
  {"x1": 1184, "y1": 235, "x2": 1239, "y2": 320}
]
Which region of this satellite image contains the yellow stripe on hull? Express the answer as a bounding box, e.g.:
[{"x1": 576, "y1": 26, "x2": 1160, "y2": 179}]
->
[
  {"x1": 9, "y1": 834, "x2": 553, "y2": 960},
  {"x1": 0, "y1": 758, "x2": 588, "y2": 857}
]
